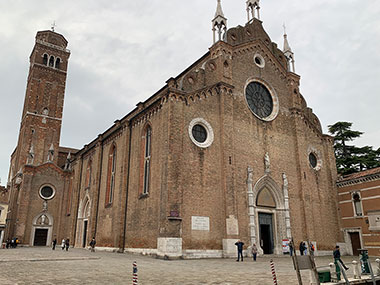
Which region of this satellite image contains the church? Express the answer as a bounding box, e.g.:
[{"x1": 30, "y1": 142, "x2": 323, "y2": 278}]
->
[{"x1": 5, "y1": 1, "x2": 343, "y2": 258}]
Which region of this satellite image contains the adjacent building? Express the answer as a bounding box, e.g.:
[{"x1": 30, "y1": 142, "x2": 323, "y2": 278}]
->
[
  {"x1": 0, "y1": 185, "x2": 9, "y2": 246},
  {"x1": 5, "y1": 1, "x2": 344, "y2": 257},
  {"x1": 337, "y1": 167, "x2": 380, "y2": 256}
]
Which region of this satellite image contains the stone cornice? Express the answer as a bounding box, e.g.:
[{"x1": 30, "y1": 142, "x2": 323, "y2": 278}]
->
[{"x1": 337, "y1": 173, "x2": 380, "y2": 188}]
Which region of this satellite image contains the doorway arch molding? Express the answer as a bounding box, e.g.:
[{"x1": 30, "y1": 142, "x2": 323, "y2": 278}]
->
[
  {"x1": 30, "y1": 212, "x2": 54, "y2": 246},
  {"x1": 76, "y1": 194, "x2": 91, "y2": 247},
  {"x1": 248, "y1": 174, "x2": 286, "y2": 255}
]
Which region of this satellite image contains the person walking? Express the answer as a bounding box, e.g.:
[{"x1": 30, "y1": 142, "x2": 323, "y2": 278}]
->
[
  {"x1": 251, "y1": 243, "x2": 258, "y2": 261},
  {"x1": 333, "y1": 245, "x2": 349, "y2": 270},
  {"x1": 52, "y1": 238, "x2": 57, "y2": 250},
  {"x1": 235, "y1": 239, "x2": 244, "y2": 262},
  {"x1": 89, "y1": 237, "x2": 96, "y2": 252},
  {"x1": 65, "y1": 238, "x2": 70, "y2": 251},
  {"x1": 303, "y1": 242, "x2": 307, "y2": 255},
  {"x1": 289, "y1": 242, "x2": 294, "y2": 256},
  {"x1": 61, "y1": 238, "x2": 65, "y2": 250}
]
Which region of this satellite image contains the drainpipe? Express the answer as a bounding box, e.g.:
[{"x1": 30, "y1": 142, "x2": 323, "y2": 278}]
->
[{"x1": 120, "y1": 122, "x2": 132, "y2": 252}]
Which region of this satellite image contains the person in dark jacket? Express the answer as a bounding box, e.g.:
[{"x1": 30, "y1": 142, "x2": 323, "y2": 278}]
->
[
  {"x1": 333, "y1": 245, "x2": 348, "y2": 270},
  {"x1": 52, "y1": 238, "x2": 57, "y2": 250},
  {"x1": 235, "y1": 240, "x2": 244, "y2": 262},
  {"x1": 65, "y1": 238, "x2": 70, "y2": 251},
  {"x1": 299, "y1": 242, "x2": 305, "y2": 256}
]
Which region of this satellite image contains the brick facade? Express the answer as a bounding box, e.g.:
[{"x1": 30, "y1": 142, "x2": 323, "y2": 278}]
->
[
  {"x1": 337, "y1": 167, "x2": 380, "y2": 256},
  {"x1": 6, "y1": 14, "x2": 343, "y2": 257}
]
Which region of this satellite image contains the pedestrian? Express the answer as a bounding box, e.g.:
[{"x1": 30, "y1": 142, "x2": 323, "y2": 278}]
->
[
  {"x1": 251, "y1": 243, "x2": 257, "y2": 261},
  {"x1": 303, "y1": 242, "x2": 307, "y2": 255},
  {"x1": 299, "y1": 241, "x2": 304, "y2": 256},
  {"x1": 61, "y1": 238, "x2": 65, "y2": 250},
  {"x1": 89, "y1": 237, "x2": 96, "y2": 252},
  {"x1": 309, "y1": 242, "x2": 315, "y2": 255},
  {"x1": 289, "y1": 242, "x2": 294, "y2": 257},
  {"x1": 333, "y1": 245, "x2": 349, "y2": 270},
  {"x1": 235, "y1": 239, "x2": 244, "y2": 262},
  {"x1": 65, "y1": 238, "x2": 70, "y2": 251},
  {"x1": 52, "y1": 238, "x2": 57, "y2": 250}
]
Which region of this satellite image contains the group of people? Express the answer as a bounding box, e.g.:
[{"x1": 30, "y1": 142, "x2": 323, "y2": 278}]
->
[
  {"x1": 235, "y1": 239, "x2": 348, "y2": 272},
  {"x1": 51, "y1": 237, "x2": 96, "y2": 252},
  {"x1": 298, "y1": 241, "x2": 315, "y2": 256},
  {"x1": 5, "y1": 238, "x2": 19, "y2": 249},
  {"x1": 235, "y1": 240, "x2": 258, "y2": 262}
]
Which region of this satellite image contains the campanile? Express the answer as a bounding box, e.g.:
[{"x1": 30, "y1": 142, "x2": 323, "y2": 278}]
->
[{"x1": 13, "y1": 30, "x2": 70, "y2": 170}]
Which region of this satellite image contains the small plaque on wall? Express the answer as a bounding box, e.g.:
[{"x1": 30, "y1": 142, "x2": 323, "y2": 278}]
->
[{"x1": 191, "y1": 216, "x2": 210, "y2": 231}]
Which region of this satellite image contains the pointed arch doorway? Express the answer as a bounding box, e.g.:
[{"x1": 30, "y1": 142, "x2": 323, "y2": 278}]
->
[
  {"x1": 76, "y1": 195, "x2": 91, "y2": 248},
  {"x1": 248, "y1": 175, "x2": 286, "y2": 255}
]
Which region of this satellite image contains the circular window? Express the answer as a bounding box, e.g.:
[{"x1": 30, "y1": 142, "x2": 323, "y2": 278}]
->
[
  {"x1": 307, "y1": 148, "x2": 322, "y2": 171},
  {"x1": 245, "y1": 82, "x2": 273, "y2": 119},
  {"x1": 188, "y1": 118, "x2": 214, "y2": 148},
  {"x1": 309, "y1": 153, "x2": 318, "y2": 168},
  {"x1": 254, "y1": 54, "x2": 265, "y2": 68},
  {"x1": 192, "y1": 124, "x2": 207, "y2": 143},
  {"x1": 39, "y1": 185, "x2": 55, "y2": 200}
]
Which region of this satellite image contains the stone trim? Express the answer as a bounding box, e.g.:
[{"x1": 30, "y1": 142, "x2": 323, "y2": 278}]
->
[{"x1": 337, "y1": 173, "x2": 380, "y2": 187}]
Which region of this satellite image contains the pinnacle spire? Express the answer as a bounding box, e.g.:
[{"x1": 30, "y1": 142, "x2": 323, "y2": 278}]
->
[
  {"x1": 212, "y1": 0, "x2": 227, "y2": 44},
  {"x1": 282, "y1": 24, "x2": 295, "y2": 73},
  {"x1": 215, "y1": 0, "x2": 225, "y2": 18}
]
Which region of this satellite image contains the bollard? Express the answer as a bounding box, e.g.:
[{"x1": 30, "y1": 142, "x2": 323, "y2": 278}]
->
[
  {"x1": 270, "y1": 259, "x2": 278, "y2": 285},
  {"x1": 133, "y1": 261, "x2": 138, "y2": 284},
  {"x1": 376, "y1": 259, "x2": 380, "y2": 276},
  {"x1": 352, "y1": 260, "x2": 361, "y2": 279}
]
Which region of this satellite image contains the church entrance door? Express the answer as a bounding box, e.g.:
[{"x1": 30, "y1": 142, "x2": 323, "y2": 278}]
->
[
  {"x1": 33, "y1": 229, "x2": 48, "y2": 246},
  {"x1": 259, "y1": 213, "x2": 274, "y2": 254},
  {"x1": 82, "y1": 220, "x2": 88, "y2": 248}
]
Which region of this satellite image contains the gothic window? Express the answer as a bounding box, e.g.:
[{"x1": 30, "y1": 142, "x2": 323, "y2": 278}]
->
[
  {"x1": 49, "y1": 56, "x2": 55, "y2": 67},
  {"x1": 106, "y1": 144, "x2": 116, "y2": 205},
  {"x1": 43, "y1": 54, "x2": 48, "y2": 65},
  {"x1": 85, "y1": 160, "x2": 92, "y2": 189},
  {"x1": 352, "y1": 192, "x2": 363, "y2": 216},
  {"x1": 143, "y1": 126, "x2": 152, "y2": 195},
  {"x1": 55, "y1": 58, "x2": 61, "y2": 69}
]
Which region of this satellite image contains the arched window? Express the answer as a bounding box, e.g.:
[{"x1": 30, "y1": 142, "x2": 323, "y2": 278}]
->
[
  {"x1": 143, "y1": 126, "x2": 152, "y2": 195},
  {"x1": 43, "y1": 54, "x2": 48, "y2": 65},
  {"x1": 85, "y1": 160, "x2": 92, "y2": 189},
  {"x1": 49, "y1": 56, "x2": 55, "y2": 67},
  {"x1": 55, "y1": 58, "x2": 61, "y2": 69},
  {"x1": 106, "y1": 145, "x2": 116, "y2": 205},
  {"x1": 352, "y1": 192, "x2": 363, "y2": 216}
]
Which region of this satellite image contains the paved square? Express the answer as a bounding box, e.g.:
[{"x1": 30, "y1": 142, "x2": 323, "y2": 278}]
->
[{"x1": 0, "y1": 248, "x2": 376, "y2": 284}]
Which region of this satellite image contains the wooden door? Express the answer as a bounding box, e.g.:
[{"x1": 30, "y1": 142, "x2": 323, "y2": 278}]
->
[{"x1": 349, "y1": 232, "x2": 361, "y2": 256}]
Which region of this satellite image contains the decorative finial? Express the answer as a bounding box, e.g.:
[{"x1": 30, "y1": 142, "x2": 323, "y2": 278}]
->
[
  {"x1": 212, "y1": 0, "x2": 228, "y2": 44},
  {"x1": 51, "y1": 21, "x2": 57, "y2": 32}
]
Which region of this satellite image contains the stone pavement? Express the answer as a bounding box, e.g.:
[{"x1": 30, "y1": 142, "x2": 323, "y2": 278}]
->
[{"x1": 0, "y1": 247, "x2": 377, "y2": 284}]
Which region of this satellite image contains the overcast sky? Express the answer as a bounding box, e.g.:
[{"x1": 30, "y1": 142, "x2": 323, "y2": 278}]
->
[{"x1": 1, "y1": 0, "x2": 380, "y2": 185}]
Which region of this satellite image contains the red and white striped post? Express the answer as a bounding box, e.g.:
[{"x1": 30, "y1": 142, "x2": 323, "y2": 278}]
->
[
  {"x1": 132, "y1": 261, "x2": 138, "y2": 284},
  {"x1": 270, "y1": 259, "x2": 278, "y2": 285}
]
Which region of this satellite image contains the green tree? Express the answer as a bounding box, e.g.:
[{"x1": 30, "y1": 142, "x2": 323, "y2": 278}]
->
[{"x1": 328, "y1": 122, "x2": 380, "y2": 175}]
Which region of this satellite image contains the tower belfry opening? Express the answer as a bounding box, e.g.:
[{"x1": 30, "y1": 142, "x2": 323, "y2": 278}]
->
[{"x1": 246, "y1": 0, "x2": 260, "y2": 22}]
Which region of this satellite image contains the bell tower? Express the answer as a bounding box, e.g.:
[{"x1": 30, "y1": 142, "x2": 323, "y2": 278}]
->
[{"x1": 13, "y1": 30, "x2": 70, "y2": 170}]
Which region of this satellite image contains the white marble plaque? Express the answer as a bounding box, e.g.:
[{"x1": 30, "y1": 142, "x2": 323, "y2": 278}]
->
[{"x1": 191, "y1": 216, "x2": 210, "y2": 231}]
